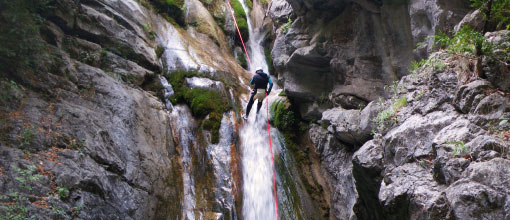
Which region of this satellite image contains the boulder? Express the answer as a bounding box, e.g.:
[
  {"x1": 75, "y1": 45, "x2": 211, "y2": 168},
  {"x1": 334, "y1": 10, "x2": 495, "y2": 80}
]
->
[
  {"x1": 446, "y1": 158, "x2": 510, "y2": 220},
  {"x1": 483, "y1": 31, "x2": 510, "y2": 92},
  {"x1": 453, "y1": 80, "x2": 492, "y2": 114},
  {"x1": 454, "y1": 9, "x2": 485, "y2": 32},
  {"x1": 322, "y1": 107, "x2": 362, "y2": 146}
]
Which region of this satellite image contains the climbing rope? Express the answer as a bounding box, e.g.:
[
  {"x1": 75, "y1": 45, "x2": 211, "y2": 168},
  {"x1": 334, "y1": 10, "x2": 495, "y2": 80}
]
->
[
  {"x1": 225, "y1": 0, "x2": 279, "y2": 219},
  {"x1": 265, "y1": 93, "x2": 279, "y2": 220}
]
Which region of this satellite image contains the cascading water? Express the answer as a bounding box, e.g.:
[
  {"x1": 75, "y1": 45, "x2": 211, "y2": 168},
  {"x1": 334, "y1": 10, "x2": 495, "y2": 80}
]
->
[
  {"x1": 238, "y1": 0, "x2": 303, "y2": 219},
  {"x1": 168, "y1": 105, "x2": 198, "y2": 220},
  {"x1": 237, "y1": 0, "x2": 269, "y2": 73},
  {"x1": 236, "y1": 0, "x2": 275, "y2": 218}
]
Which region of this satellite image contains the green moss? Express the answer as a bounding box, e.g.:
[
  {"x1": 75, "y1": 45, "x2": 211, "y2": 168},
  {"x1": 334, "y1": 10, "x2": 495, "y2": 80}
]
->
[
  {"x1": 167, "y1": 70, "x2": 231, "y2": 144},
  {"x1": 271, "y1": 99, "x2": 297, "y2": 131},
  {"x1": 246, "y1": 0, "x2": 252, "y2": 9},
  {"x1": 282, "y1": 17, "x2": 292, "y2": 34},
  {"x1": 237, "y1": 54, "x2": 248, "y2": 69},
  {"x1": 264, "y1": 47, "x2": 275, "y2": 75},
  {"x1": 156, "y1": 45, "x2": 165, "y2": 58},
  {"x1": 373, "y1": 96, "x2": 408, "y2": 136},
  {"x1": 0, "y1": 0, "x2": 53, "y2": 71},
  {"x1": 230, "y1": 0, "x2": 249, "y2": 45},
  {"x1": 148, "y1": 0, "x2": 186, "y2": 27}
]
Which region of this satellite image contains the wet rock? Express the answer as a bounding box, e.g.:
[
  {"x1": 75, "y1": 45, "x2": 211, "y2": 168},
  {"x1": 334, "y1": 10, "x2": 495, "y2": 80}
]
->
[
  {"x1": 74, "y1": 3, "x2": 160, "y2": 71},
  {"x1": 185, "y1": 77, "x2": 225, "y2": 91},
  {"x1": 101, "y1": 51, "x2": 155, "y2": 86},
  {"x1": 185, "y1": 0, "x2": 229, "y2": 49}
]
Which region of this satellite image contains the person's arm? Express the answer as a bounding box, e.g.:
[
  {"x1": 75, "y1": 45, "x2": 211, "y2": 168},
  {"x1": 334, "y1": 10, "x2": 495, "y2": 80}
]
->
[{"x1": 267, "y1": 77, "x2": 273, "y2": 94}]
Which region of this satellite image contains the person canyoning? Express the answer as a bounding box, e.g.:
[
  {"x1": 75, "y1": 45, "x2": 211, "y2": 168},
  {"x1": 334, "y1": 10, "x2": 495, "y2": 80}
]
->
[{"x1": 243, "y1": 67, "x2": 273, "y2": 120}]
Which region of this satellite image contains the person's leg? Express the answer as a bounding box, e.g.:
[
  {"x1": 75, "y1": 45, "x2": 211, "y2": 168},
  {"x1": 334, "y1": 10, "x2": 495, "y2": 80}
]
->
[
  {"x1": 245, "y1": 91, "x2": 256, "y2": 117},
  {"x1": 256, "y1": 100, "x2": 263, "y2": 114}
]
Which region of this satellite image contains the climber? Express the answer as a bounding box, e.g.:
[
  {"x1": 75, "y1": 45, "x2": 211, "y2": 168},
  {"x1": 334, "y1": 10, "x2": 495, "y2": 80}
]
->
[{"x1": 243, "y1": 67, "x2": 273, "y2": 120}]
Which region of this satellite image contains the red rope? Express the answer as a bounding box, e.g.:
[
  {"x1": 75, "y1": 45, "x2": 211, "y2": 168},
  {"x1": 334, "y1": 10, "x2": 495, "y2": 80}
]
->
[
  {"x1": 224, "y1": 0, "x2": 278, "y2": 218},
  {"x1": 266, "y1": 93, "x2": 279, "y2": 220}
]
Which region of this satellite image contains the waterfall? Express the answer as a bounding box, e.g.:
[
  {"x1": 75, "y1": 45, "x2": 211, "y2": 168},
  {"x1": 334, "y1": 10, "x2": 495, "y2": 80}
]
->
[
  {"x1": 238, "y1": 0, "x2": 269, "y2": 73},
  {"x1": 168, "y1": 106, "x2": 198, "y2": 220},
  {"x1": 237, "y1": 0, "x2": 301, "y2": 219},
  {"x1": 237, "y1": 0, "x2": 274, "y2": 218}
]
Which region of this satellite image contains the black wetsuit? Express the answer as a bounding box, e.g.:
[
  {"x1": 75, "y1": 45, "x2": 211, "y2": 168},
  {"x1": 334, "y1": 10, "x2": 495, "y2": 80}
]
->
[{"x1": 245, "y1": 70, "x2": 273, "y2": 117}]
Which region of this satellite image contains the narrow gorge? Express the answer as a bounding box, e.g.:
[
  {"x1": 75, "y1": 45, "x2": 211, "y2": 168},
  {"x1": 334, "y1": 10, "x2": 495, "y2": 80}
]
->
[{"x1": 0, "y1": 0, "x2": 509, "y2": 220}]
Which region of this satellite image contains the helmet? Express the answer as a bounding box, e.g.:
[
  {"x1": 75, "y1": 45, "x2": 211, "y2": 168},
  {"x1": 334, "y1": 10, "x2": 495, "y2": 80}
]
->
[{"x1": 255, "y1": 67, "x2": 263, "y2": 72}]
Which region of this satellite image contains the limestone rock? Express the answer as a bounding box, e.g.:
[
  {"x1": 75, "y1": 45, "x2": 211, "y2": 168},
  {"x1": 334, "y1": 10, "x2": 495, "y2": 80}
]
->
[{"x1": 454, "y1": 9, "x2": 485, "y2": 32}]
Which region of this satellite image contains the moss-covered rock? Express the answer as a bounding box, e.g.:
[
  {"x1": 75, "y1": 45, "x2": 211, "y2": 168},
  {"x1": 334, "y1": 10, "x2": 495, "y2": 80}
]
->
[
  {"x1": 147, "y1": 0, "x2": 186, "y2": 27},
  {"x1": 270, "y1": 98, "x2": 297, "y2": 131},
  {"x1": 167, "y1": 70, "x2": 231, "y2": 143},
  {"x1": 230, "y1": 0, "x2": 249, "y2": 45}
]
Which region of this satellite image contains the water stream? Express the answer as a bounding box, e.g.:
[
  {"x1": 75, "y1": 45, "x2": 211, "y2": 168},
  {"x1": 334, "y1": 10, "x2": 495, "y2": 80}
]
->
[
  {"x1": 158, "y1": 0, "x2": 305, "y2": 218},
  {"x1": 238, "y1": 1, "x2": 302, "y2": 219}
]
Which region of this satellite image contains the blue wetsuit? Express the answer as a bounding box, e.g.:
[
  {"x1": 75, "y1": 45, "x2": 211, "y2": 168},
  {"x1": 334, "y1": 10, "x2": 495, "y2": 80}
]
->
[{"x1": 246, "y1": 70, "x2": 273, "y2": 117}]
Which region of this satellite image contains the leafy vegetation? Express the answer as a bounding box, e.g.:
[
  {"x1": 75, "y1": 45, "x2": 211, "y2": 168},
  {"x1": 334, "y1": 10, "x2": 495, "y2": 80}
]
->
[
  {"x1": 470, "y1": 0, "x2": 510, "y2": 31},
  {"x1": 12, "y1": 165, "x2": 42, "y2": 191},
  {"x1": 231, "y1": 0, "x2": 250, "y2": 45},
  {"x1": 445, "y1": 140, "x2": 471, "y2": 157},
  {"x1": 282, "y1": 17, "x2": 292, "y2": 34},
  {"x1": 56, "y1": 187, "x2": 70, "y2": 199},
  {"x1": 0, "y1": 0, "x2": 53, "y2": 71},
  {"x1": 0, "y1": 192, "x2": 35, "y2": 220},
  {"x1": 372, "y1": 81, "x2": 408, "y2": 137},
  {"x1": 19, "y1": 127, "x2": 35, "y2": 149},
  {"x1": 166, "y1": 70, "x2": 231, "y2": 143},
  {"x1": 144, "y1": 23, "x2": 157, "y2": 39},
  {"x1": 410, "y1": 59, "x2": 427, "y2": 72},
  {"x1": 434, "y1": 26, "x2": 489, "y2": 55},
  {"x1": 0, "y1": 165, "x2": 43, "y2": 219},
  {"x1": 0, "y1": 79, "x2": 21, "y2": 103},
  {"x1": 142, "y1": 0, "x2": 186, "y2": 27}
]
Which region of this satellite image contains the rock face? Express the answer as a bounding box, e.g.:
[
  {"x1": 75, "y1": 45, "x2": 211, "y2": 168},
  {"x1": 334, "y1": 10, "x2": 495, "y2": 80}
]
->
[
  {"x1": 0, "y1": 0, "x2": 248, "y2": 219},
  {"x1": 268, "y1": 0, "x2": 470, "y2": 120},
  {"x1": 310, "y1": 46, "x2": 510, "y2": 219}
]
